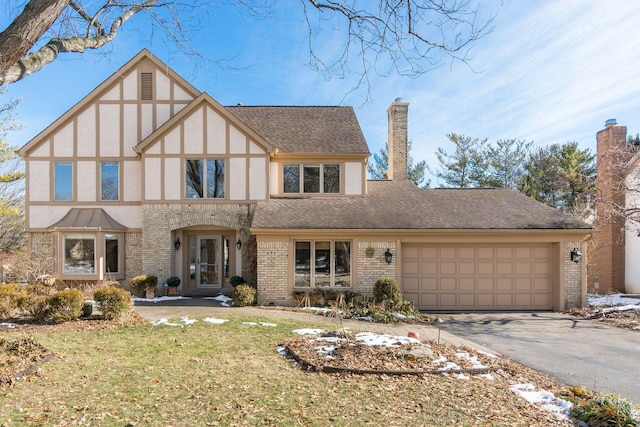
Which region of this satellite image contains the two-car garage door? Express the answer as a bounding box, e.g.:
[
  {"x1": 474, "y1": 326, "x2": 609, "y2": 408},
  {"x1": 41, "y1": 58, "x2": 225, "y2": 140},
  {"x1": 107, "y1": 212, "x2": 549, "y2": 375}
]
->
[{"x1": 401, "y1": 244, "x2": 554, "y2": 311}]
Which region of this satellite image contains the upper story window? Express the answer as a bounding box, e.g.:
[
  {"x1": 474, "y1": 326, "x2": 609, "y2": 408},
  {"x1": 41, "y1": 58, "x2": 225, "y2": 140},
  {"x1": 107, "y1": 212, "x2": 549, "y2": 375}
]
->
[
  {"x1": 141, "y1": 72, "x2": 153, "y2": 100},
  {"x1": 54, "y1": 162, "x2": 73, "y2": 201},
  {"x1": 283, "y1": 163, "x2": 340, "y2": 194},
  {"x1": 186, "y1": 159, "x2": 225, "y2": 199},
  {"x1": 101, "y1": 162, "x2": 119, "y2": 201}
]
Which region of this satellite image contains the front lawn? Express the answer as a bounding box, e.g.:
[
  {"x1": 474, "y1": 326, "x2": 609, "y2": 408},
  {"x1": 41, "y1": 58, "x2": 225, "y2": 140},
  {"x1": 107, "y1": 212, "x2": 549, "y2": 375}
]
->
[{"x1": 1, "y1": 315, "x2": 573, "y2": 426}]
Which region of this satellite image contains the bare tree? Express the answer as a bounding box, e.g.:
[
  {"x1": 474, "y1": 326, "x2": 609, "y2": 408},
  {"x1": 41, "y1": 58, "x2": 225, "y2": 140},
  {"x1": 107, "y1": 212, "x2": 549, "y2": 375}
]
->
[{"x1": 0, "y1": 0, "x2": 494, "y2": 85}]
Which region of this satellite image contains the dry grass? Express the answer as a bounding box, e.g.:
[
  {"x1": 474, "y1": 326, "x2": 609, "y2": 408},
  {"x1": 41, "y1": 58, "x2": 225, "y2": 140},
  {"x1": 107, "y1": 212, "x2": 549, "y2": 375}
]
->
[{"x1": 0, "y1": 315, "x2": 574, "y2": 426}]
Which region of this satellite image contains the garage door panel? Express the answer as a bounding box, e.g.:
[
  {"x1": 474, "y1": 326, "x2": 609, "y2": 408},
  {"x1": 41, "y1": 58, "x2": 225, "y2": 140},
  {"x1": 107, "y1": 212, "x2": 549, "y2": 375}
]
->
[
  {"x1": 459, "y1": 262, "x2": 475, "y2": 274},
  {"x1": 477, "y1": 294, "x2": 494, "y2": 306},
  {"x1": 459, "y1": 294, "x2": 476, "y2": 307},
  {"x1": 402, "y1": 244, "x2": 553, "y2": 311},
  {"x1": 421, "y1": 278, "x2": 438, "y2": 291},
  {"x1": 403, "y1": 277, "x2": 420, "y2": 291},
  {"x1": 421, "y1": 261, "x2": 437, "y2": 274},
  {"x1": 497, "y1": 262, "x2": 512, "y2": 274},
  {"x1": 404, "y1": 260, "x2": 420, "y2": 275},
  {"x1": 477, "y1": 278, "x2": 494, "y2": 290},
  {"x1": 459, "y1": 278, "x2": 475, "y2": 290},
  {"x1": 441, "y1": 262, "x2": 456, "y2": 274},
  {"x1": 478, "y1": 262, "x2": 494, "y2": 274},
  {"x1": 515, "y1": 278, "x2": 532, "y2": 290},
  {"x1": 440, "y1": 278, "x2": 456, "y2": 290}
]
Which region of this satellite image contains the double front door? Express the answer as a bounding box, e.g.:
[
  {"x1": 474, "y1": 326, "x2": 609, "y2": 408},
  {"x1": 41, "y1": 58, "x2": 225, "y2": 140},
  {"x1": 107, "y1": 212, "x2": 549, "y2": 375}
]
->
[{"x1": 189, "y1": 235, "x2": 227, "y2": 288}]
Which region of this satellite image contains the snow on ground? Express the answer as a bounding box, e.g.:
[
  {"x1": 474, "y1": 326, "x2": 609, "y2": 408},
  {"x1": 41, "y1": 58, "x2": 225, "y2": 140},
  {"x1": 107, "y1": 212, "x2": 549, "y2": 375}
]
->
[
  {"x1": 588, "y1": 293, "x2": 640, "y2": 307},
  {"x1": 243, "y1": 322, "x2": 277, "y2": 327},
  {"x1": 203, "y1": 294, "x2": 233, "y2": 307},
  {"x1": 511, "y1": 384, "x2": 574, "y2": 423},
  {"x1": 133, "y1": 296, "x2": 192, "y2": 303}
]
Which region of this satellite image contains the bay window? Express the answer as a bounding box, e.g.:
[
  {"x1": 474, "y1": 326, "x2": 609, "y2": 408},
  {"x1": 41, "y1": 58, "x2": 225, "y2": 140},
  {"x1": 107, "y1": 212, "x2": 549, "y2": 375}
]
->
[
  {"x1": 294, "y1": 240, "x2": 351, "y2": 288},
  {"x1": 58, "y1": 232, "x2": 123, "y2": 278}
]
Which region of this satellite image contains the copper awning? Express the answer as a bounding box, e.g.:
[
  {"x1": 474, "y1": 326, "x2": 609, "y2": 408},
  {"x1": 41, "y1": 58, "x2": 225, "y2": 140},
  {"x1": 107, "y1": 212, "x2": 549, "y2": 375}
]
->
[{"x1": 49, "y1": 208, "x2": 127, "y2": 231}]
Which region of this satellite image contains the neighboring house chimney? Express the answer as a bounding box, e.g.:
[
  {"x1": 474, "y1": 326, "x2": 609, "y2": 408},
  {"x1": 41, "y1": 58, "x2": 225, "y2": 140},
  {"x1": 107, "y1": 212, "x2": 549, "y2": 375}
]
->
[
  {"x1": 387, "y1": 99, "x2": 409, "y2": 181},
  {"x1": 590, "y1": 118, "x2": 627, "y2": 292}
]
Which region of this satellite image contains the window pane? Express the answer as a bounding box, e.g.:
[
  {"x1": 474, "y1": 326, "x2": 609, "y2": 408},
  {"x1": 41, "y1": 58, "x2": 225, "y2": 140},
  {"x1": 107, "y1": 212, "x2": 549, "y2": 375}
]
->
[
  {"x1": 303, "y1": 165, "x2": 320, "y2": 193},
  {"x1": 295, "y1": 242, "x2": 311, "y2": 287},
  {"x1": 314, "y1": 241, "x2": 331, "y2": 287},
  {"x1": 63, "y1": 233, "x2": 95, "y2": 274},
  {"x1": 323, "y1": 164, "x2": 340, "y2": 193},
  {"x1": 55, "y1": 162, "x2": 73, "y2": 201},
  {"x1": 334, "y1": 241, "x2": 351, "y2": 287},
  {"x1": 101, "y1": 162, "x2": 119, "y2": 201},
  {"x1": 186, "y1": 159, "x2": 203, "y2": 198},
  {"x1": 207, "y1": 159, "x2": 225, "y2": 198},
  {"x1": 283, "y1": 164, "x2": 300, "y2": 193},
  {"x1": 105, "y1": 234, "x2": 119, "y2": 274}
]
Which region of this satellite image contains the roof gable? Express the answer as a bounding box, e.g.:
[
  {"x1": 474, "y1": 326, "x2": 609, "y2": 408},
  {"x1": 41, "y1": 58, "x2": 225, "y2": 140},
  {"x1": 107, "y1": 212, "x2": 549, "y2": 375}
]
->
[
  {"x1": 134, "y1": 93, "x2": 275, "y2": 154},
  {"x1": 18, "y1": 49, "x2": 201, "y2": 157}
]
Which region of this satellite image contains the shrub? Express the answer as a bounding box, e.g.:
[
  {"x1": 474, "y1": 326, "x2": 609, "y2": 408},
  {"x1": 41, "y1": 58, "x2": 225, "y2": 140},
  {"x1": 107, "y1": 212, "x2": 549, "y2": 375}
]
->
[
  {"x1": 229, "y1": 276, "x2": 245, "y2": 287},
  {"x1": 17, "y1": 294, "x2": 50, "y2": 322},
  {"x1": 130, "y1": 274, "x2": 158, "y2": 296},
  {"x1": 0, "y1": 284, "x2": 26, "y2": 320},
  {"x1": 373, "y1": 277, "x2": 403, "y2": 306},
  {"x1": 48, "y1": 289, "x2": 84, "y2": 323},
  {"x1": 166, "y1": 276, "x2": 180, "y2": 287},
  {"x1": 94, "y1": 287, "x2": 132, "y2": 321},
  {"x1": 232, "y1": 284, "x2": 256, "y2": 307}
]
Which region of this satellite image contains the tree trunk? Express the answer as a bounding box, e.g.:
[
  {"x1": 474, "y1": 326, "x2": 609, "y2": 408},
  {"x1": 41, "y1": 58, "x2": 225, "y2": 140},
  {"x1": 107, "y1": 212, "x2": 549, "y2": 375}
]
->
[{"x1": 0, "y1": 0, "x2": 70, "y2": 80}]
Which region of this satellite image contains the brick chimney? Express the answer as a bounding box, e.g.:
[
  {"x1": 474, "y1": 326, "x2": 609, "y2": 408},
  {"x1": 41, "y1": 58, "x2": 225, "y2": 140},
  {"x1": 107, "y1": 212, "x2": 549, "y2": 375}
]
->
[
  {"x1": 387, "y1": 99, "x2": 409, "y2": 181},
  {"x1": 590, "y1": 118, "x2": 627, "y2": 292}
]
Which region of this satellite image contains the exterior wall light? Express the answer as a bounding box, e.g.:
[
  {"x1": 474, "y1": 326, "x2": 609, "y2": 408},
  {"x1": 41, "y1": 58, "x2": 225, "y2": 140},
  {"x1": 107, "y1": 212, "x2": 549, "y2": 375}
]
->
[
  {"x1": 237, "y1": 239, "x2": 242, "y2": 250},
  {"x1": 174, "y1": 238, "x2": 181, "y2": 251},
  {"x1": 384, "y1": 248, "x2": 393, "y2": 264},
  {"x1": 570, "y1": 247, "x2": 582, "y2": 263}
]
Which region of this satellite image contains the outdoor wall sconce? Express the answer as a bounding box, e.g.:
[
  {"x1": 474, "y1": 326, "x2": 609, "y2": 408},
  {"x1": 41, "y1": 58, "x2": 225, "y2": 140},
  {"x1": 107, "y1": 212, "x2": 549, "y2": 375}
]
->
[
  {"x1": 384, "y1": 248, "x2": 393, "y2": 264},
  {"x1": 236, "y1": 239, "x2": 242, "y2": 250},
  {"x1": 570, "y1": 247, "x2": 582, "y2": 263},
  {"x1": 174, "y1": 238, "x2": 181, "y2": 251}
]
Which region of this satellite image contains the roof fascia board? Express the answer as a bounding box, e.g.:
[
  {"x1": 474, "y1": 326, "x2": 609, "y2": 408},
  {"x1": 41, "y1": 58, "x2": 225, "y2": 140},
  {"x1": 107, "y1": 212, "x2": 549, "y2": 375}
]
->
[{"x1": 251, "y1": 228, "x2": 593, "y2": 236}]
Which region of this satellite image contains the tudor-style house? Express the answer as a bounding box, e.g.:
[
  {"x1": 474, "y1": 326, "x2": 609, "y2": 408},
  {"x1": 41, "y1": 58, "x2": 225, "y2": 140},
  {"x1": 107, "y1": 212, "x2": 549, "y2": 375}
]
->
[{"x1": 19, "y1": 50, "x2": 591, "y2": 311}]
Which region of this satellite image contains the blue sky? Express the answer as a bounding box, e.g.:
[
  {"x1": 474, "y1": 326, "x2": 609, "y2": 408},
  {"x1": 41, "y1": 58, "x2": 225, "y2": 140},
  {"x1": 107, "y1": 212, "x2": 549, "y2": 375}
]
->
[{"x1": 3, "y1": 1, "x2": 640, "y2": 185}]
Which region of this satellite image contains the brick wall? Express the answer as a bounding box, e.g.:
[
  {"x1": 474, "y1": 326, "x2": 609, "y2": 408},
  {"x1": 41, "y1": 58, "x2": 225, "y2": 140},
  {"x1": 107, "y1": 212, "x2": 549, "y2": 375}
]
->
[
  {"x1": 357, "y1": 241, "x2": 397, "y2": 297},
  {"x1": 564, "y1": 241, "x2": 585, "y2": 309},
  {"x1": 124, "y1": 232, "x2": 142, "y2": 284},
  {"x1": 142, "y1": 203, "x2": 255, "y2": 287},
  {"x1": 256, "y1": 240, "x2": 290, "y2": 305}
]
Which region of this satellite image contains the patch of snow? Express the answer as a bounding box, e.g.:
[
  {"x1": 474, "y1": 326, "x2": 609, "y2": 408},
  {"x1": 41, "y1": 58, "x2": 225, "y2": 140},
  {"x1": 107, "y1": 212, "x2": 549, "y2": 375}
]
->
[
  {"x1": 276, "y1": 346, "x2": 287, "y2": 356},
  {"x1": 181, "y1": 316, "x2": 197, "y2": 325},
  {"x1": 355, "y1": 332, "x2": 421, "y2": 347},
  {"x1": 203, "y1": 294, "x2": 233, "y2": 307},
  {"x1": 456, "y1": 352, "x2": 487, "y2": 369},
  {"x1": 292, "y1": 328, "x2": 325, "y2": 335},
  {"x1": 431, "y1": 356, "x2": 447, "y2": 364},
  {"x1": 588, "y1": 293, "x2": 640, "y2": 307},
  {"x1": 243, "y1": 321, "x2": 277, "y2": 327},
  {"x1": 479, "y1": 373, "x2": 495, "y2": 380},
  {"x1": 152, "y1": 318, "x2": 183, "y2": 327},
  {"x1": 314, "y1": 345, "x2": 338, "y2": 356},
  {"x1": 394, "y1": 313, "x2": 407, "y2": 320},
  {"x1": 356, "y1": 316, "x2": 374, "y2": 322},
  {"x1": 203, "y1": 317, "x2": 228, "y2": 324},
  {"x1": 477, "y1": 350, "x2": 498, "y2": 358},
  {"x1": 439, "y1": 361, "x2": 461, "y2": 371},
  {"x1": 0, "y1": 322, "x2": 16, "y2": 329},
  {"x1": 601, "y1": 304, "x2": 640, "y2": 314},
  {"x1": 133, "y1": 296, "x2": 192, "y2": 303},
  {"x1": 510, "y1": 384, "x2": 573, "y2": 422},
  {"x1": 302, "y1": 307, "x2": 333, "y2": 313},
  {"x1": 456, "y1": 373, "x2": 470, "y2": 380}
]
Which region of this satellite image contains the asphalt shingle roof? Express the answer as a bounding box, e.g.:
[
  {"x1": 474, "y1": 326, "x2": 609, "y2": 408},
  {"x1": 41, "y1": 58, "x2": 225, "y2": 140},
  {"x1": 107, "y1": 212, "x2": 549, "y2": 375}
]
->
[
  {"x1": 226, "y1": 106, "x2": 369, "y2": 154},
  {"x1": 252, "y1": 180, "x2": 591, "y2": 230}
]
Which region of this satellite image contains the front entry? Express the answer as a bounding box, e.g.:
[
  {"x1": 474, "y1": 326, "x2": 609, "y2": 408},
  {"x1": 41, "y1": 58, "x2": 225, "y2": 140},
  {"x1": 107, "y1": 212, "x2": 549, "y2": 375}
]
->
[{"x1": 189, "y1": 235, "x2": 224, "y2": 288}]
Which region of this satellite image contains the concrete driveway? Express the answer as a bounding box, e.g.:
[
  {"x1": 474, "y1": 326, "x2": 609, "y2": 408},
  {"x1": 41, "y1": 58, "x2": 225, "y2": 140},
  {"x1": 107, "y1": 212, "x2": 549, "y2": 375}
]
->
[{"x1": 438, "y1": 312, "x2": 640, "y2": 403}]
